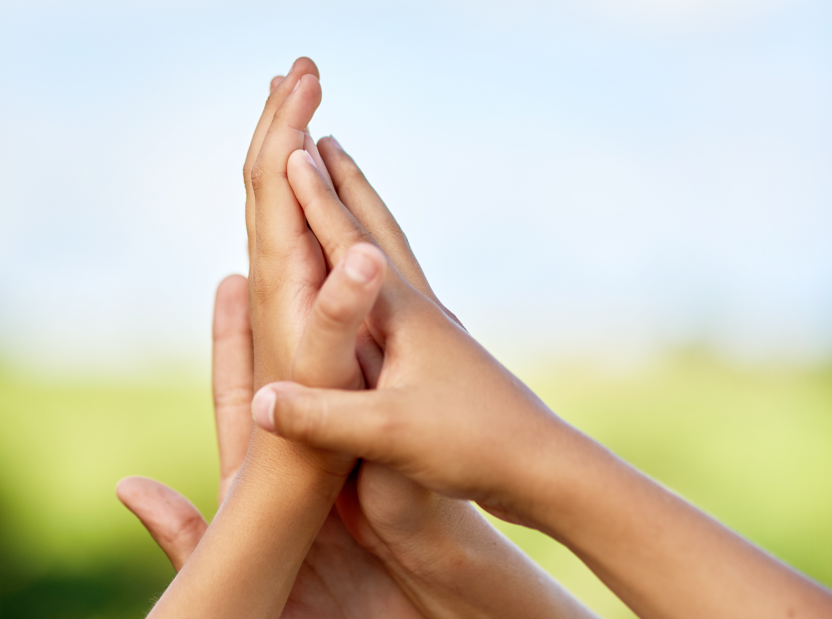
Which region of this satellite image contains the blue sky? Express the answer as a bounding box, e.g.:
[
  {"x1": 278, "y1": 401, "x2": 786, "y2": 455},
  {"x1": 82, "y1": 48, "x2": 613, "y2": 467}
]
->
[{"x1": 1, "y1": 0, "x2": 830, "y2": 374}]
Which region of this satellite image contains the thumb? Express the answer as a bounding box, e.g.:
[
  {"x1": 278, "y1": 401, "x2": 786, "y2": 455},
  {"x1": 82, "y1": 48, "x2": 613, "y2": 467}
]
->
[
  {"x1": 252, "y1": 382, "x2": 400, "y2": 462},
  {"x1": 292, "y1": 242, "x2": 385, "y2": 388},
  {"x1": 116, "y1": 476, "x2": 208, "y2": 573}
]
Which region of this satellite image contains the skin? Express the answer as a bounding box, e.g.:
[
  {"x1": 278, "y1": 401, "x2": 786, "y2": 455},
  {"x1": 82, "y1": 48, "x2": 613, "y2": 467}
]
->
[
  {"x1": 253, "y1": 143, "x2": 832, "y2": 619},
  {"x1": 118, "y1": 275, "x2": 422, "y2": 618},
  {"x1": 126, "y1": 59, "x2": 595, "y2": 618}
]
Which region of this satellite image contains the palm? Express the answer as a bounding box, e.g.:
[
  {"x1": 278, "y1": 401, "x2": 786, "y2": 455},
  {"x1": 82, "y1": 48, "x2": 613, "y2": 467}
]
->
[
  {"x1": 251, "y1": 228, "x2": 325, "y2": 387},
  {"x1": 283, "y1": 509, "x2": 423, "y2": 619}
]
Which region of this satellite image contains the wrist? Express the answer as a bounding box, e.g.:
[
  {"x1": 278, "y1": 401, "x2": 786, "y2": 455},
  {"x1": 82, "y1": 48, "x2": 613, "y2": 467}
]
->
[
  {"x1": 491, "y1": 413, "x2": 605, "y2": 539},
  {"x1": 243, "y1": 427, "x2": 354, "y2": 498},
  {"x1": 390, "y1": 502, "x2": 581, "y2": 619},
  {"x1": 519, "y1": 419, "x2": 638, "y2": 552}
]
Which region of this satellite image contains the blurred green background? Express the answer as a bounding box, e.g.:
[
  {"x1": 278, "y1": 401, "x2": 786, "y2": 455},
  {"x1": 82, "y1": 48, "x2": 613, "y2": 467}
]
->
[{"x1": 2, "y1": 351, "x2": 830, "y2": 618}]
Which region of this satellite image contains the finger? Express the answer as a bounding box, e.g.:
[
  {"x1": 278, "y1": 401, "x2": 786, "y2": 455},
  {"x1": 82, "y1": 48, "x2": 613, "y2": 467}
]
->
[
  {"x1": 317, "y1": 136, "x2": 436, "y2": 302},
  {"x1": 292, "y1": 242, "x2": 385, "y2": 389},
  {"x1": 252, "y1": 382, "x2": 400, "y2": 463},
  {"x1": 251, "y1": 74, "x2": 323, "y2": 261},
  {"x1": 286, "y1": 148, "x2": 425, "y2": 338},
  {"x1": 286, "y1": 147, "x2": 373, "y2": 267},
  {"x1": 116, "y1": 477, "x2": 207, "y2": 573},
  {"x1": 270, "y1": 75, "x2": 284, "y2": 93},
  {"x1": 303, "y1": 131, "x2": 333, "y2": 189},
  {"x1": 244, "y1": 57, "x2": 319, "y2": 259},
  {"x1": 212, "y1": 275, "x2": 254, "y2": 505},
  {"x1": 356, "y1": 325, "x2": 384, "y2": 387},
  {"x1": 317, "y1": 136, "x2": 464, "y2": 328}
]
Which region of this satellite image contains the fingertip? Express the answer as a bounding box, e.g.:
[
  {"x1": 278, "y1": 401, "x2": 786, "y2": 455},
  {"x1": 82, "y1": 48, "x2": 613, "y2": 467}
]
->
[
  {"x1": 115, "y1": 476, "x2": 169, "y2": 515},
  {"x1": 252, "y1": 384, "x2": 279, "y2": 432},
  {"x1": 270, "y1": 75, "x2": 285, "y2": 92},
  {"x1": 317, "y1": 135, "x2": 344, "y2": 153},
  {"x1": 343, "y1": 243, "x2": 385, "y2": 285},
  {"x1": 288, "y1": 147, "x2": 320, "y2": 173},
  {"x1": 213, "y1": 274, "x2": 250, "y2": 338},
  {"x1": 293, "y1": 73, "x2": 322, "y2": 102},
  {"x1": 115, "y1": 476, "x2": 140, "y2": 504},
  {"x1": 254, "y1": 382, "x2": 311, "y2": 435},
  {"x1": 216, "y1": 274, "x2": 247, "y2": 301},
  {"x1": 292, "y1": 56, "x2": 320, "y2": 80},
  {"x1": 114, "y1": 476, "x2": 206, "y2": 573}
]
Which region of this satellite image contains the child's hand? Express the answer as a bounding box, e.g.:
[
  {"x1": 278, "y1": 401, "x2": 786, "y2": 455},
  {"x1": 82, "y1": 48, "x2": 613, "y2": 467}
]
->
[
  {"x1": 118, "y1": 275, "x2": 426, "y2": 618},
  {"x1": 253, "y1": 147, "x2": 565, "y2": 526},
  {"x1": 147, "y1": 61, "x2": 595, "y2": 618},
  {"x1": 254, "y1": 138, "x2": 597, "y2": 618},
  {"x1": 273, "y1": 236, "x2": 595, "y2": 618},
  {"x1": 255, "y1": 142, "x2": 832, "y2": 619},
  {"x1": 121, "y1": 268, "x2": 592, "y2": 619}
]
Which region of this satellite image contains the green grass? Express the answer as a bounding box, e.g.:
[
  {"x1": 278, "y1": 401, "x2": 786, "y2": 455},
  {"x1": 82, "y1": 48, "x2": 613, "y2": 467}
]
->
[{"x1": 1, "y1": 352, "x2": 831, "y2": 617}]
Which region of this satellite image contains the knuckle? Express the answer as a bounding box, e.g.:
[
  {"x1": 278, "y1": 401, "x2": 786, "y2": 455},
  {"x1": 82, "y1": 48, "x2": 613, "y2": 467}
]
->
[
  {"x1": 213, "y1": 385, "x2": 251, "y2": 411},
  {"x1": 165, "y1": 513, "x2": 205, "y2": 547},
  {"x1": 249, "y1": 269, "x2": 272, "y2": 301},
  {"x1": 327, "y1": 228, "x2": 374, "y2": 261},
  {"x1": 242, "y1": 160, "x2": 253, "y2": 185},
  {"x1": 249, "y1": 152, "x2": 287, "y2": 193},
  {"x1": 249, "y1": 267, "x2": 284, "y2": 307},
  {"x1": 374, "y1": 215, "x2": 405, "y2": 246},
  {"x1": 316, "y1": 287, "x2": 356, "y2": 329},
  {"x1": 249, "y1": 157, "x2": 266, "y2": 191}
]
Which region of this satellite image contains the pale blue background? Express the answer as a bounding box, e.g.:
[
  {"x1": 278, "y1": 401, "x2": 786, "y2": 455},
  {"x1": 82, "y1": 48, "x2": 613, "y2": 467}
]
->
[{"x1": 1, "y1": 0, "x2": 830, "y2": 374}]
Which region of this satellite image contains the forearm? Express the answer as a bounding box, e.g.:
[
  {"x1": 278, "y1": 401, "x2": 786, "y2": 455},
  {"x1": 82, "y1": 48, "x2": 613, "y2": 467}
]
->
[
  {"x1": 360, "y1": 487, "x2": 597, "y2": 619},
  {"x1": 528, "y1": 422, "x2": 832, "y2": 619},
  {"x1": 148, "y1": 430, "x2": 346, "y2": 618},
  {"x1": 425, "y1": 508, "x2": 599, "y2": 619}
]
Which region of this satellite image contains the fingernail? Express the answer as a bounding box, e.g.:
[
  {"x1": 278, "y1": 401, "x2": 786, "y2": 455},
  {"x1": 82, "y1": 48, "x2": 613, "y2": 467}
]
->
[
  {"x1": 252, "y1": 388, "x2": 277, "y2": 431},
  {"x1": 328, "y1": 135, "x2": 342, "y2": 150},
  {"x1": 343, "y1": 247, "x2": 378, "y2": 284},
  {"x1": 303, "y1": 150, "x2": 319, "y2": 170},
  {"x1": 292, "y1": 78, "x2": 302, "y2": 92}
]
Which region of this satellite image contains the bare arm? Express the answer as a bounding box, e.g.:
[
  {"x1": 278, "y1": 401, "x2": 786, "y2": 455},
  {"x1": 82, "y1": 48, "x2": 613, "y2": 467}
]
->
[{"x1": 252, "y1": 146, "x2": 832, "y2": 619}]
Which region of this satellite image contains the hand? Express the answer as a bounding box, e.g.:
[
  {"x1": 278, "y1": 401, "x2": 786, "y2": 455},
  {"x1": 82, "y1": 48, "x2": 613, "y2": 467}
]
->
[
  {"x1": 253, "y1": 146, "x2": 564, "y2": 524},
  {"x1": 141, "y1": 58, "x2": 593, "y2": 618},
  {"x1": 117, "y1": 275, "x2": 425, "y2": 618},
  {"x1": 139, "y1": 60, "x2": 369, "y2": 618},
  {"x1": 141, "y1": 59, "x2": 466, "y2": 618},
  {"x1": 117, "y1": 268, "x2": 591, "y2": 619},
  {"x1": 254, "y1": 146, "x2": 832, "y2": 619},
  {"x1": 253, "y1": 136, "x2": 596, "y2": 618},
  {"x1": 244, "y1": 57, "x2": 506, "y2": 616}
]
